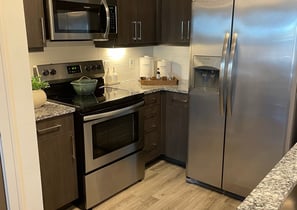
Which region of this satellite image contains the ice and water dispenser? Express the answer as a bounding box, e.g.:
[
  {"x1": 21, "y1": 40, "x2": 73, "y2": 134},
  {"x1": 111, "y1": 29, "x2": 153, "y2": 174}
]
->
[{"x1": 192, "y1": 55, "x2": 221, "y2": 91}]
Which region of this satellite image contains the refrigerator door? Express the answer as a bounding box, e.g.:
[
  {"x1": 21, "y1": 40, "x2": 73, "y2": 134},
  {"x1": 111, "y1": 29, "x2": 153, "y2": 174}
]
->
[
  {"x1": 187, "y1": 0, "x2": 233, "y2": 188},
  {"x1": 223, "y1": 0, "x2": 297, "y2": 197}
]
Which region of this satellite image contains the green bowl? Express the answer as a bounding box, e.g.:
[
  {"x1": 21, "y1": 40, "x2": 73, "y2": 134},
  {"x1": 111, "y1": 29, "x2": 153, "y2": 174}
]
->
[{"x1": 71, "y1": 76, "x2": 98, "y2": 95}]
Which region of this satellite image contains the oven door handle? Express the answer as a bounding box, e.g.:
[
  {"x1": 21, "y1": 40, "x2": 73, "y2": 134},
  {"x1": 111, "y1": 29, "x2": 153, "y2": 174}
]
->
[{"x1": 83, "y1": 101, "x2": 144, "y2": 122}]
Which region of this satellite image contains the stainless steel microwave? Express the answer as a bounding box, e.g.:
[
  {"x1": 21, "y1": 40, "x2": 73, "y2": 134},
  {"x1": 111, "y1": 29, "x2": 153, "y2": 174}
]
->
[{"x1": 45, "y1": 0, "x2": 117, "y2": 41}]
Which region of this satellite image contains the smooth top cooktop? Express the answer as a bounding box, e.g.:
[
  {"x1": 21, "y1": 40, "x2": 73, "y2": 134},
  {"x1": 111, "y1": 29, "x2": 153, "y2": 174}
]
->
[{"x1": 46, "y1": 85, "x2": 144, "y2": 114}]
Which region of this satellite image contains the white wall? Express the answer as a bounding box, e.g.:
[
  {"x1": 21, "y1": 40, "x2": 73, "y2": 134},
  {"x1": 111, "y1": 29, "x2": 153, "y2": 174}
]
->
[{"x1": 0, "y1": 0, "x2": 44, "y2": 209}]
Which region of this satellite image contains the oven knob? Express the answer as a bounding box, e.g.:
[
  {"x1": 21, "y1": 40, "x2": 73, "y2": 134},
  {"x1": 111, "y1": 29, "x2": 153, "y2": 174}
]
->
[
  {"x1": 95, "y1": 65, "x2": 101, "y2": 70},
  {"x1": 85, "y1": 66, "x2": 91, "y2": 72},
  {"x1": 50, "y1": 69, "x2": 57, "y2": 75},
  {"x1": 91, "y1": 65, "x2": 96, "y2": 70},
  {"x1": 42, "y1": 69, "x2": 49, "y2": 76}
]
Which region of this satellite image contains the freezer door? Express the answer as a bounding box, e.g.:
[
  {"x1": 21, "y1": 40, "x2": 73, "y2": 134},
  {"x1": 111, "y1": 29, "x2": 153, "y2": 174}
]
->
[
  {"x1": 190, "y1": 0, "x2": 234, "y2": 57},
  {"x1": 187, "y1": 88, "x2": 225, "y2": 188},
  {"x1": 187, "y1": 0, "x2": 233, "y2": 188},
  {"x1": 223, "y1": 0, "x2": 297, "y2": 197}
]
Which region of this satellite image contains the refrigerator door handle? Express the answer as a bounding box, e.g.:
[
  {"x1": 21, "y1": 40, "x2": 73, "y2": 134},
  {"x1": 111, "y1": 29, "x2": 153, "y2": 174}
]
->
[
  {"x1": 219, "y1": 33, "x2": 230, "y2": 115},
  {"x1": 227, "y1": 33, "x2": 238, "y2": 116}
]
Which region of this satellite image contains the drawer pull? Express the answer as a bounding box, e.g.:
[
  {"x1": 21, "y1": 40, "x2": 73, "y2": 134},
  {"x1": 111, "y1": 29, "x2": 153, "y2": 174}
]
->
[
  {"x1": 172, "y1": 97, "x2": 188, "y2": 103},
  {"x1": 71, "y1": 136, "x2": 76, "y2": 160},
  {"x1": 150, "y1": 98, "x2": 157, "y2": 103},
  {"x1": 37, "y1": 124, "x2": 62, "y2": 135}
]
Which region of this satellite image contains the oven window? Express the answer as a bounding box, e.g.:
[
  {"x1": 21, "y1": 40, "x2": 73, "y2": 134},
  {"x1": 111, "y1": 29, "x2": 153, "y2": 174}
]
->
[
  {"x1": 92, "y1": 113, "x2": 139, "y2": 159},
  {"x1": 53, "y1": 0, "x2": 107, "y2": 33}
]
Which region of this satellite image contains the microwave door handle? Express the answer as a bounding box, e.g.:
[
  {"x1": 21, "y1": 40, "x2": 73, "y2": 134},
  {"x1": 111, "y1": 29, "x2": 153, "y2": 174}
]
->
[{"x1": 94, "y1": 0, "x2": 110, "y2": 41}]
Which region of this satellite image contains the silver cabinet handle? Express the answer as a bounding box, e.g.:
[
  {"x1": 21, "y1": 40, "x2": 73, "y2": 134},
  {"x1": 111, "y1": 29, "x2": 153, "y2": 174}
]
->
[
  {"x1": 40, "y1": 17, "x2": 46, "y2": 47},
  {"x1": 219, "y1": 33, "x2": 230, "y2": 116},
  {"x1": 227, "y1": 33, "x2": 238, "y2": 116},
  {"x1": 132, "y1": 21, "x2": 137, "y2": 41},
  {"x1": 71, "y1": 135, "x2": 76, "y2": 160},
  {"x1": 181, "y1": 21, "x2": 184, "y2": 40},
  {"x1": 187, "y1": 20, "x2": 190, "y2": 40},
  {"x1": 101, "y1": 0, "x2": 110, "y2": 40},
  {"x1": 137, "y1": 21, "x2": 142, "y2": 41},
  {"x1": 37, "y1": 124, "x2": 61, "y2": 135}
]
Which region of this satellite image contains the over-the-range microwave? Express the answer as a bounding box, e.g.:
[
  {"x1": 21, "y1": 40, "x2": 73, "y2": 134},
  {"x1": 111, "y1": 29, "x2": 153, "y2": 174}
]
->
[{"x1": 45, "y1": 0, "x2": 117, "y2": 41}]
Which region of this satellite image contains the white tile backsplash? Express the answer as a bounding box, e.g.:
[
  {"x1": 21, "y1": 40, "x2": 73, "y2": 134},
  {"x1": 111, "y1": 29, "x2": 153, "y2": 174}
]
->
[
  {"x1": 29, "y1": 42, "x2": 190, "y2": 81},
  {"x1": 153, "y1": 45, "x2": 190, "y2": 80}
]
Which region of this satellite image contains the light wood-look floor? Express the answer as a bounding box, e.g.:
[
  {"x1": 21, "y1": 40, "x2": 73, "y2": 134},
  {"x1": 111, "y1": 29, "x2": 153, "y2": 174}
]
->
[{"x1": 73, "y1": 160, "x2": 241, "y2": 210}]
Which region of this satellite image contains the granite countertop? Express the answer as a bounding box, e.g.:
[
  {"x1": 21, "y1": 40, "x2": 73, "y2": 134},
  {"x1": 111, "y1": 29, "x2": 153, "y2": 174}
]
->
[
  {"x1": 34, "y1": 101, "x2": 75, "y2": 121},
  {"x1": 105, "y1": 79, "x2": 189, "y2": 94},
  {"x1": 34, "y1": 80, "x2": 188, "y2": 121},
  {"x1": 237, "y1": 143, "x2": 297, "y2": 210}
]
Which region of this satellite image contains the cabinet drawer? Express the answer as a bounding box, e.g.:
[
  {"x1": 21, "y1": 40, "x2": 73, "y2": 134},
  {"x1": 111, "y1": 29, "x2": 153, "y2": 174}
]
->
[
  {"x1": 36, "y1": 114, "x2": 73, "y2": 137},
  {"x1": 167, "y1": 92, "x2": 189, "y2": 106},
  {"x1": 144, "y1": 92, "x2": 160, "y2": 105},
  {"x1": 144, "y1": 117, "x2": 160, "y2": 133},
  {"x1": 144, "y1": 131, "x2": 160, "y2": 152},
  {"x1": 143, "y1": 105, "x2": 160, "y2": 119}
]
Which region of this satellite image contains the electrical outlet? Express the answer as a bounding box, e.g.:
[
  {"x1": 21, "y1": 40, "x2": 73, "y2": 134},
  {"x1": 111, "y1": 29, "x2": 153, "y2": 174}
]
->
[{"x1": 129, "y1": 58, "x2": 135, "y2": 69}]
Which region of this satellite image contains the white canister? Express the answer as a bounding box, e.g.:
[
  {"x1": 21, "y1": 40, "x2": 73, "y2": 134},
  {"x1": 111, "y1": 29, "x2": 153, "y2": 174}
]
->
[
  {"x1": 157, "y1": 59, "x2": 172, "y2": 79},
  {"x1": 139, "y1": 56, "x2": 154, "y2": 79}
]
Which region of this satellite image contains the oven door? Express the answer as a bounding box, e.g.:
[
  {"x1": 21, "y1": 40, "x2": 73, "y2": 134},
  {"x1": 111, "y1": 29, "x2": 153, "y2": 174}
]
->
[
  {"x1": 47, "y1": 0, "x2": 113, "y2": 41},
  {"x1": 83, "y1": 101, "x2": 144, "y2": 173}
]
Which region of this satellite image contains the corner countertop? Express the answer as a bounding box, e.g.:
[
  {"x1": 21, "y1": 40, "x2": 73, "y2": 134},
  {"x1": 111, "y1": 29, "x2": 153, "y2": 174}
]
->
[
  {"x1": 237, "y1": 143, "x2": 297, "y2": 210},
  {"x1": 105, "y1": 79, "x2": 189, "y2": 95},
  {"x1": 34, "y1": 101, "x2": 75, "y2": 122},
  {"x1": 34, "y1": 80, "x2": 188, "y2": 121}
]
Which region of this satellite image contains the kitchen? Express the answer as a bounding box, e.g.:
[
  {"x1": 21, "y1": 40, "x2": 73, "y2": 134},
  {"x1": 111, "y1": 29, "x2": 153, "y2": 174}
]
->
[{"x1": 1, "y1": 0, "x2": 297, "y2": 210}]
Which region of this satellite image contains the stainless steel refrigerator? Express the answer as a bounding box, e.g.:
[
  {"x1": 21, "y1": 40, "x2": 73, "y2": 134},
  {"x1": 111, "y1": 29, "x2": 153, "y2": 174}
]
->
[{"x1": 187, "y1": 0, "x2": 297, "y2": 198}]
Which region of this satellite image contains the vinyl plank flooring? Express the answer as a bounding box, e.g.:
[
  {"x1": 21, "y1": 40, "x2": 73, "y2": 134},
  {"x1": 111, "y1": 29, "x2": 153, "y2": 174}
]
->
[{"x1": 72, "y1": 160, "x2": 241, "y2": 210}]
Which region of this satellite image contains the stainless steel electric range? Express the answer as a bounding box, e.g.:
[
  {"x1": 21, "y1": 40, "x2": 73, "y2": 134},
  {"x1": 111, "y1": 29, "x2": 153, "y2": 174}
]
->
[{"x1": 34, "y1": 60, "x2": 145, "y2": 209}]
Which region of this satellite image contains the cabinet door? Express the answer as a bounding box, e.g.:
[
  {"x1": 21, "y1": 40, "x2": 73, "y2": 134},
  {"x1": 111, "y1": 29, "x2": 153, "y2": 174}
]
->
[
  {"x1": 37, "y1": 114, "x2": 78, "y2": 210},
  {"x1": 161, "y1": 0, "x2": 191, "y2": 45},
  {"x1": 136, "y1": 0, "x2": 157, "y2": 45},
  {"x1": 165, "y1": 92, "x2": 189, "y2": 164},
  {"x1": 116, "y1": 0, "x2": 157, "y2": 46},
  {"x1": 117, "y1": 0, "x2": 138, "y2": 45},
  {"x1": 23, "y1": 0, "x2": 45, "y2": 51}
]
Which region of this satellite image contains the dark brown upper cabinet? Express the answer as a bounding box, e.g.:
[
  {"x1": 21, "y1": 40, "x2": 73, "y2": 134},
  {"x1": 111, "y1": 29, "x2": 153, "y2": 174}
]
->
[
  {"x1": 161, "y1": 0, "x2": 192, "y2": 46},
  {"x1": 23, "y1": 0, "x2": 46, "y2": 52},
  {"x1": 116, "y1": 0, "x2": 157, "y2": 46}
]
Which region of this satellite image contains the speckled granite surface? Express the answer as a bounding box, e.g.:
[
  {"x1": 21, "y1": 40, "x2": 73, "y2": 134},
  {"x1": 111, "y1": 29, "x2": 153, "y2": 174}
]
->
[
  {"x1": 106, "y1": 79, "x2": 189, "y2": 94},
  {"x1": 34, "y1": 80, "x2": 188, "y2": 121},
  {"x1": 34, "y1": 101, "x2": 75, "y2": 121},
  {"x1": 237, "y1": 143, "x2": 297, "y2": 210}
]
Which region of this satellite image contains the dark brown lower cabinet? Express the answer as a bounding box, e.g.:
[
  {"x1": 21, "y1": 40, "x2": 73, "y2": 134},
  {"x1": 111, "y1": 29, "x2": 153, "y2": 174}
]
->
[
  {"x1": 164, "y1": 92, "x2": 189, "y2": 164},
  {"x1": 0, "y1": 156, "x2": 7, "y2": 210},
  {"x1": 36, "y1": 114, "x2": 78, "y2": 210},
  {"x1": 143, "y1": 92, "x2": 162, "y2": 164}
]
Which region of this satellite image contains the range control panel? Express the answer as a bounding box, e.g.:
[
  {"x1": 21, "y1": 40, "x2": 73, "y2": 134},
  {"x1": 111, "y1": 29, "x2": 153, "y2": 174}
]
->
[{"x1": 33, "y1": 60, "x2": 105, "y2": 83}]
